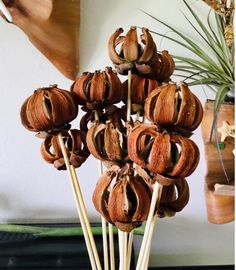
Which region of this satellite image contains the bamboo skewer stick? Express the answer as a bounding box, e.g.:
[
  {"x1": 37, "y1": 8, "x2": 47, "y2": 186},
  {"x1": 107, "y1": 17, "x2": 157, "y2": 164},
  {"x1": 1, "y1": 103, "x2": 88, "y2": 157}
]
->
[
  {"x1": 57, "y1": 133, "x2": 98, "y2": 270},
  {"x1": 98, "y1": 160, "x2": 109, "y2": 270},
  {"x1": 70, "y1": 164, "x2": 102, "y2": 270},
  {"x1": 127, "y1": 69, "x2": 132, "y2": 123},
  {"x1": 102, "y1": 217, "x2": 109, "y2": 270},
  {"x1": 135, "y1": 110, "x2": 140, "y2": 122},
  {"x1": 136, "y1": 182, "x2": 162, "y2": 270},
  {"x1": 124, "y1": 69, "x2": 133, "y2": 270},
  {"x1": 126, "y1": 231, "x2": 134, "y2": 270},
  {"x1": 108, "y1": 223, "x2": 116, "y2": 270},
  {"x1": 123, "y1": 232, "x2": 128, "y2": 270},
  {"x1": 118, "y1": 230, "x2": 124, "y2": 270},
  {"x1": 125, "y1": 69, "x2": 134, "y2": 270},
  {"x1": 141, "y1": 215, "x2": 157, "y2": 270},
  {"x1": 95, "y1": 111, "x2": 110, "y2": 270}
]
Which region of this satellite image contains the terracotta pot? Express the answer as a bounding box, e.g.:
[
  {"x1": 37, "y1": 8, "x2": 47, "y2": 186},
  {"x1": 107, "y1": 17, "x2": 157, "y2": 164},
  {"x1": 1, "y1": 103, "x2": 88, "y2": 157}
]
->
[{"x1": 201, "y1": 99, "x2": 234, "y2": 224}]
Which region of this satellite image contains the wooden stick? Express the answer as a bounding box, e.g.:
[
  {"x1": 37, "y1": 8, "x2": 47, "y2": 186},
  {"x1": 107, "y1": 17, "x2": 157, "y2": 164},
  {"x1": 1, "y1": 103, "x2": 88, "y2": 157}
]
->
[
  {"x1": 124, "y1": 69, "x2": 133, "y2": 270},
  {"x1": 135, "y1": 182, "x2": 162, "y2": 270},
  {"x1": 141, "y1": 215, "x2": 157, "y2": 270},
  {"x1": 109, "y1": 223, "x2": 116, "y2": 270},
  {"x1": 70, "y1": 165, "x2": 102, "y2": 270},
  {"x1": 118, "y1": 230, "x2": 124, "y2": 270},
  {"x1": 102, "y1": 217, "x2": 109, "y2": 270},
  {"x1": 135, "y1": 110, "x2": 141, "y2": 122},
  {"x1": 126, "y1": 231, "x2": 134, "y2": 270},
  {"x1": 127, "y1": 69, "x2": 132, "y2": 123},
  {"x1": 98, "y1": 160, "x2": 109, "y2": 270},
  {"x1": 95, "y1": 111, "x2": 111, "y2": 270},
  {"x1": 57, "y1": 133, "x2": 98, "y2": 270},
  {"x1": 123, "y1": 232, "x2": 128, "y2": 270}
]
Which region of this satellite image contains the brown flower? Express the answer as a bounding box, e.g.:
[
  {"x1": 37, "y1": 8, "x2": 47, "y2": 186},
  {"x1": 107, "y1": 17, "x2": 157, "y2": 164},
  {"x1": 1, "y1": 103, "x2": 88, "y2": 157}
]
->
[
  {"x1": 92, "y1": 164, "x2": 151, "y2": 232},
  {"x1": 80, "y1": 105, "x2": 127, "y2": 133},
  {"x1": 144, "y1": 82, "x2": 203, "y2": 131},
  {"x1": 20, "y1": 85, "x2": 78, "y2": 133},
  {"x1": 108, "y1": 27, "x2": 156, "y2": 74},
  {"x1": 122, "y1": 74, "x2": 159, "y2": 106},
  {"x1": 158, "y1": 178, "x2": 189, "y2": 217},
  {"x1": 128, "y1": 123, "x2": 200, "y2": 177},
  {"x1": 71, "y1": 67, "x2": 124, "y2": 110},
  {"x1": 135, "y1": 50, "x2": 175, "y2": 82},
  {"x1": 41, "y1": 129, "x2": 90, "y2": 170},
  {"x1": 86, "y1": 120, "x2": 127, "y2": 164}
]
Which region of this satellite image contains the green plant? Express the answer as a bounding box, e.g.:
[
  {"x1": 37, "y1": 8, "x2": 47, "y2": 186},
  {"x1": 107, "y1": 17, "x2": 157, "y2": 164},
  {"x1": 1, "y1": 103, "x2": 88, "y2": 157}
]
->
[
  {"x1": 143, "y1": 0, "x2": 234, "y2": 123},
  {"x1": 0, "y1": 223, "x2": 146, "y2": 237}
]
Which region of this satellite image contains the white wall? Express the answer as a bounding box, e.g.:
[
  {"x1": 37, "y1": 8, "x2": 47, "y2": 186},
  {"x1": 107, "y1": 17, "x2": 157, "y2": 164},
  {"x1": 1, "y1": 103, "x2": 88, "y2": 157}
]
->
[{"x1": 0, "y1": 0, "x2": 234, "y2": 267}]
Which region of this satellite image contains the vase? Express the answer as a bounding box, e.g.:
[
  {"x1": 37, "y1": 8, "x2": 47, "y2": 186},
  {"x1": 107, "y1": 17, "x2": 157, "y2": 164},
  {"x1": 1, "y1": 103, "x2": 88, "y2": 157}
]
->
[{"x1": 201, "y1": 99, "x2": 234, "y2": 224}]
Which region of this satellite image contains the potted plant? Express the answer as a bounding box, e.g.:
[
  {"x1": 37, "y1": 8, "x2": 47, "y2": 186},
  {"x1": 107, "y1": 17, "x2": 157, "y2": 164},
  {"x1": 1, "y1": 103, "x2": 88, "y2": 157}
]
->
[{"x1": 144, "y1": 0, "x2": 234, "y2": 224}]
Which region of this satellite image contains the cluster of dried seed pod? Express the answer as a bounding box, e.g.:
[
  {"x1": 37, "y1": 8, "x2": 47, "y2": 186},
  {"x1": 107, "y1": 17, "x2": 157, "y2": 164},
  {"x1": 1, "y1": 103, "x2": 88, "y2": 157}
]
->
[
  {"x1": 20, "y1": 85, "x2": 90, "y2": 170},
  {"x1": 91, "y1": 26, "x2": 203, "y2": 231},
  {"x1": 89, "y1": 27, "x2": 203, "y2": 231},
  {"x1": 19, "y1": 25, "x2": 203, "y2": 233},
  {"x1": 126, "y1": 81, "x2": 203, "y2": 218}
]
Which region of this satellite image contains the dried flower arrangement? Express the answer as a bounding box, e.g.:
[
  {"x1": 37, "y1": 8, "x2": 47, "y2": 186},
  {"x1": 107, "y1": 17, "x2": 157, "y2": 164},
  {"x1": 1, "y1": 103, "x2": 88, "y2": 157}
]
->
[
  {"x1": 0, "y1": 0, "x2": 206, "y2": 269},
  {"x1": 18, "y1": 26, "x2": 203, "y2": 270}
]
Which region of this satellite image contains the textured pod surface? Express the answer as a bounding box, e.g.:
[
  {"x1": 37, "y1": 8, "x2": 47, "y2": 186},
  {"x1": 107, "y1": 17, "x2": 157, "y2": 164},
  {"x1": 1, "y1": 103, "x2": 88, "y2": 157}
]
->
[
  {"x1": 71, "y1": 67, "x2": 124, "y2": 109},
  {"x1": 86, "y1": 121, "x2": 127, "y2": 163},
  {"x1": 135, "y1": 50, "x2": 175, "y2": 82},
  {"x1": 128, "y1": 123, "x2": 200, "y2": 177},
  {"x1": 40, "y1": 135, "x2": 62, "y2": 163},
  {"x1": 40, "y1": 129, "x2": 90, "y2": 170},
  {"x1": 144, "y1": 82, "x2": 203, "y2": 131},
  {"x1": 80, "y1": 105, "x2": 127, "y2": 133},
  {"x1": 20, "y1": 85, "x2": 78, "y2": 132},
  {"x1": 108, "y1": 26, "x2": 156, "y2": 74},
  {"x1": 158, "y1": 178, "x2": 190, "y2": 217},
  {"x1": 92, "y1": 163, "x2": 152, "y2": 232},
  {"x1": 122, "y1": 74, "x2": 159, "y2": 105},
  {"x1": 92, "y1": 165, "x2": 119, "y2": 222}
]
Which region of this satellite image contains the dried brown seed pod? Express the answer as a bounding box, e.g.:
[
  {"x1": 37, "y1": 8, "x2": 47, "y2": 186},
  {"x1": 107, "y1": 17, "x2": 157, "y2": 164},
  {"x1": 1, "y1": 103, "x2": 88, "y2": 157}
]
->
[
  {"x1": 80, "y1": 105, "x2": 127, "y2": 133},
  {"x1": 41, "y1": 129, "x2": 90, "y2": 170},
  {"x1": 122, "y1": 74, "x2": 159, "y2": 106},
  {"x1": 145, "y1": 82, "x2": 203, "y2": 131},
  {"x1": 128, "y1": 123, "x2": 200, "y2": 178},
  {"x1": 92, "y1": 166, "x2": 119, "y2": 223},
  {"x1": 158, "y1": 178, "x2": 190, "y2": 218},
  {"x1": 71, "y1": 67, "x2": 124, "y2": 110},
  {"x1": 108, "y1": 27, "x2": 156, "y2": 75},
  {"x1": 41, "y1": 134, "x2": 63, "y2": 164},
  {"x1": 86, "y1": 120, "x2": 127, "y2": 163},
  {"x1": 135, "y1": 50, "x2": 175, "y2": 82},
  {"x1": 20, "y1": 85, "x2": 78, "y2": 133},
  {"x1": 92, "y1": 164, "x2": 152, "y2": 232}
]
